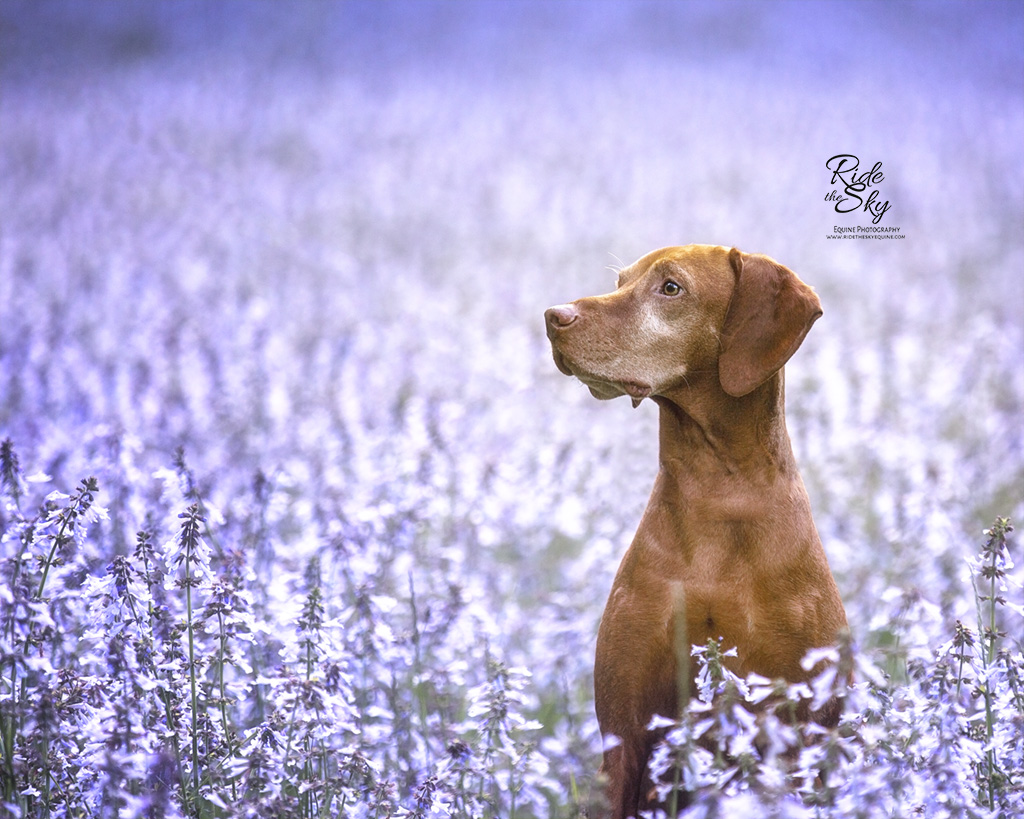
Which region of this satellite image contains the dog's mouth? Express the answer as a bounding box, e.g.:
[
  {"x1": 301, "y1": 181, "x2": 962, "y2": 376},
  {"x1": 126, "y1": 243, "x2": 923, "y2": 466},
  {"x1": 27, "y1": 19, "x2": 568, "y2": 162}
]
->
[
  {"x1": 551, "y1": 350, "x2": 652, "y2": 407},
  {"x1": 618, "y1": 381, "x2": 653, "y2": 408},
  {"x1": 621, "y1": 381, "x2": 652, "y2": 401},
  {"x1": 551, "y1": 349, "x2": 575, "y2": 377}
]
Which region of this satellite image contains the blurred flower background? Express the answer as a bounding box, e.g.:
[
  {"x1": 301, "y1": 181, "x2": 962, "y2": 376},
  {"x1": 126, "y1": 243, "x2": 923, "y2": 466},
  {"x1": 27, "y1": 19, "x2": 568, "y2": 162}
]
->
[{"x1": 0, "y1": 1, "x2": 1021, "y2": 817}]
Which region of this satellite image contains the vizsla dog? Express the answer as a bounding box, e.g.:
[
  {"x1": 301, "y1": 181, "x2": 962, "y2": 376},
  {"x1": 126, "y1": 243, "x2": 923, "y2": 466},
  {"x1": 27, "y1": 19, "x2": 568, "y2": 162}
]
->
[{"x1": 544, "y1": 245, "x2": 847, "y2": 818}]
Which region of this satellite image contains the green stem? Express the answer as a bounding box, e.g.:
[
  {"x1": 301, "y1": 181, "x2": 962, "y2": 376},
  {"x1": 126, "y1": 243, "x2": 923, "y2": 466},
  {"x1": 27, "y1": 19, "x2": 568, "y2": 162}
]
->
[
  {"x1": 279, "y1": 693, "x2": 301, "y2": 784},
  {"x1": 971, "y1": 519, "x2": 1011, "y2": 811},
  {"x1": 2, "y1": 528, "x2": 32, "y2": 803},
  {"x1": 216, "y1": 608, "x2": 236, "y2": 805},
  {"x1": 668, "y1": 756, "x2": 681, "y2": 819},
  {"x1": 186, "y1": 550, "x2": 200, "y2": 802},
  {"x1": 36, "y1": 477, "x2": 97, "y2": 600},
  {"x1": 176, "y1": 505, "x2": 206, "y2": 810},
  {"x1": 36, "y1": 508, "x2": 74, "y2": 600}
]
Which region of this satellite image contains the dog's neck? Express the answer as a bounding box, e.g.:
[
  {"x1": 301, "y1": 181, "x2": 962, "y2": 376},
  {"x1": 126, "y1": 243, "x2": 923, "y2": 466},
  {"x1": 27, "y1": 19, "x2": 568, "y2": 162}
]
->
[{"x1": 653, "y1": 370, "x2": 797, "y2": 482}]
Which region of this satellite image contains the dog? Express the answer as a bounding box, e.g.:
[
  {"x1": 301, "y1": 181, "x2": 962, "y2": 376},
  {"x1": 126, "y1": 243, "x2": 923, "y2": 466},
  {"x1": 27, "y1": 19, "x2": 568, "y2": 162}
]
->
[{"x1": 544, "y1": 245, "x2": 847, "y2": 818}]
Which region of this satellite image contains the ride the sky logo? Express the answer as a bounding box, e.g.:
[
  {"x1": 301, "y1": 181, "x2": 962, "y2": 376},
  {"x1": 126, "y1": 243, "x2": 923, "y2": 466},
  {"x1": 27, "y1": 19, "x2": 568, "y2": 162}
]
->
[{"x1": 825, "y1": 154, "x2": 892, "y2": 224}]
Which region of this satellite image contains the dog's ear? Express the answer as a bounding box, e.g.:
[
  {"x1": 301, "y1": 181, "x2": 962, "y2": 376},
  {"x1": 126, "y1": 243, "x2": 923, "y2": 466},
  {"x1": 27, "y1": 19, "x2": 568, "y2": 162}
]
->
[{"x1": 718, "y1": 248, "x2": 822, "y2": 398}]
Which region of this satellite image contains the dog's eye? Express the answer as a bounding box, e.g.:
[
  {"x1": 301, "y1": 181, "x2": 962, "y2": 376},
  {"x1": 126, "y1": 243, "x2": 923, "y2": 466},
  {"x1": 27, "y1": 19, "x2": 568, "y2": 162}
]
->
[{"x1": 661, "y1": 281, "x2": 682, "y2": 296}]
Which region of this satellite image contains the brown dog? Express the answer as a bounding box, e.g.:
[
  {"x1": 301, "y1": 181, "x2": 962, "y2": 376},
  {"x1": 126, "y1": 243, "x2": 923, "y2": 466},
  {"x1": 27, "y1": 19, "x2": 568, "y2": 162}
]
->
[{"x1": 544, "y1": 245, "x2": 847, "y2": 818}]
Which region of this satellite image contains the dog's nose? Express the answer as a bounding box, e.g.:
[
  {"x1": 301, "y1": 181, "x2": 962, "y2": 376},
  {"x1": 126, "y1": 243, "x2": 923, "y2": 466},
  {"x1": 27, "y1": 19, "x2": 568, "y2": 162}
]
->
[{"x1": 545, "y1": 304, "x2": 578, "y2": 337}]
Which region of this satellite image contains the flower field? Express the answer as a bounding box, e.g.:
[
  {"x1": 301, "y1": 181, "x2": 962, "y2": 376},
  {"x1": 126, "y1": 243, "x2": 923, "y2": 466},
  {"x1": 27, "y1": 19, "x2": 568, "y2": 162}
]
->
[{"x1": 1, "y1": 2, "x2": 1022, "y2": 817}]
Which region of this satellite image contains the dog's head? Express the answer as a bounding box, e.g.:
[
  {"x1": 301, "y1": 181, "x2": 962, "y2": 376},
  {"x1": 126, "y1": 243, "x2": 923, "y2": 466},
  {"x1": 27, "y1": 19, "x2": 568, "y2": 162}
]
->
[{"x1": 544, "y1": 245, "x2": 822, "y2": 405}]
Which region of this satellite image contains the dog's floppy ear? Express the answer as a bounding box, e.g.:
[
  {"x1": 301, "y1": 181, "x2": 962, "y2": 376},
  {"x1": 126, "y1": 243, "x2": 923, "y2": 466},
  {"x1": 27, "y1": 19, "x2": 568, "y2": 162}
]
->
[{"x1": 718, "y1": 248, "x2": 822, "y2": 398}]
